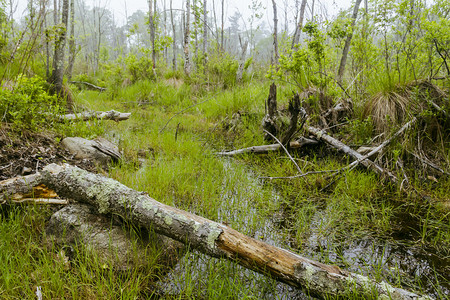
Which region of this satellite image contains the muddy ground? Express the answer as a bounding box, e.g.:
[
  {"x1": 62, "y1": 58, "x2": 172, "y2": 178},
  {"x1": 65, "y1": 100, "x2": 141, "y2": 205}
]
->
[{"x1": 0, "y1": 124, "x2": 97, "y2": 180}]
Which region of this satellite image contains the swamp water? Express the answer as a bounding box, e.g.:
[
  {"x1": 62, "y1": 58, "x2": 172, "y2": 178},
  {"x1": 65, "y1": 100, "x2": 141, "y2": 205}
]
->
[{"x1": 149, "y1": 159, "x2": 449, "y2": 299}]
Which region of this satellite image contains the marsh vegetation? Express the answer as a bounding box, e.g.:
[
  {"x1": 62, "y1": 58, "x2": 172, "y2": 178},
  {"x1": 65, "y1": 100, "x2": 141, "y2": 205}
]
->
[{"x1": 1, "y1": 0, "x2": 449, "y2": 298}]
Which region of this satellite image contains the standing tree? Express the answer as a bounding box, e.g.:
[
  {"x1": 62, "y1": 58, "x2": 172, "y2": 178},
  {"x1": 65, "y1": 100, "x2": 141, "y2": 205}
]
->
[
  {"x1": 170, "y1": 0, "x2": 177, "y2": 71},
  {"x1": 202, "y1": 0, "x2": 207, "y2": 65},
  {"x1": 337, "y1": 0, "x2": 363, "y2": 83},
  {"x1": 184, "y1": 0, "x2": 191, "y2": 75},
  {"x1": 148, "y1": 0, "x2": 156, "y2": 77},
  {"x1": 66, "y1": 0, "x2": 75, "y2": 81},
  {"x1": 50, "y1": 0, "x2": 69, "y2": 105},
  {"x1": 291, "y1": 0, "x2": 307, "y2": 49},
  {"x1": 271, "y1": 0, "x2": 279, "y2": 66}
]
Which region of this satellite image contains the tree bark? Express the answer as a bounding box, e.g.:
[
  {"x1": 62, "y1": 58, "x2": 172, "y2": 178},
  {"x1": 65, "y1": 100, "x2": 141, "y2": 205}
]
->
[
  {"x1": 236, "y1": 37, "x2": 248, "y2": 83},
  {"x1": 148, "y1": 0, "x2": 157, "y2": 76},
  {"x1": 262, "y1": 83, "x2": 279, "y2": 141},
  {"x1": 184, "y1": 0, "x2": 191, "y2": 75},
  {"x1": 170, "y1": 0, "x2": 177, "y2": 71},
  {"x1": 66, "y1": 0, "x2": 75, "y2": 81},
  {"x1": 220, "y1": 0, "x2": 224, "y2": 51},
  {"x1": 271, "y1": 0, "x2": 279, "y2": 66},
  {"x1": 38, "y1": 163, "x2": 428, "y2": 299},
  {"x1": 291, "y1": 0, "x2": 307, "y2": 49},
  {"x1": 203, "y1": 0, "x2": 208, "y2": 65},
  {"x1": 50, "y1": 0, "x2": 69, "y2": 97},
  {"x1": 337, "y1": 0, "x2": 363, "y2": 83}
]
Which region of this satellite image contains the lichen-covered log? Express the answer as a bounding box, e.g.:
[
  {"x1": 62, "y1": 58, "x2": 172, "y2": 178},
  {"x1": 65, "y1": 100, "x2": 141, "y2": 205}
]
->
[
  {"x1": 306, "y1": 126, "x2": 398, "y2": 184},
  {"x1": 217, "y1": 137, "x2": 318, "y2": 156},
  {"x1": 41, "y1": 163, "x2": 428, "y2": 299},
  {"x1": 57, "y1": 110, "x2": 131, "y2": 122}
]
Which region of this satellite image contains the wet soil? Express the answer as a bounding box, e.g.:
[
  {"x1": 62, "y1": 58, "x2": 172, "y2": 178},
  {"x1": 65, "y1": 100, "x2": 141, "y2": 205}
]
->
[{"x1": 0, "y1": 124, "x2": 98, "y2": 180}]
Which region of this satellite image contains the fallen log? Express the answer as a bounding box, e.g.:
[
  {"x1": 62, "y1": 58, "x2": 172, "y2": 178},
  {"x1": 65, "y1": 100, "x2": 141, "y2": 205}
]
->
[
  {"x1": 0, "y1": 173, "x2": 42, "y2": 203},
  {"x1": 40, "y1": 163, "x2": 428, "y2": 299},
  {"x1": 56, "y1": 110, "x2": 131, "y2": 122},
  {"x1": 216, "y1": 137, "x2": 318, "y2": 156},
  {"x1": 306, "y1": 126, "x2": 399, "y2": 184},
  {"x1": 70, "y1": 81, "x2": 106, "y2": 91}
]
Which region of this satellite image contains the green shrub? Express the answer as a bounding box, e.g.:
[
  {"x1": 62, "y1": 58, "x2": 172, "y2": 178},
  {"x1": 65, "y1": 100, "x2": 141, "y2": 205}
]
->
[{"x1": 0, "y1": 75, "x2": 63, "y2": 130}]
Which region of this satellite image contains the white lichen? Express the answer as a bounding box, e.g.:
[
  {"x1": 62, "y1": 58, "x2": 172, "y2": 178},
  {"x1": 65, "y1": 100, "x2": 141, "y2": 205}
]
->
[
  {"x1": 206, "y1": 223, "x2": 222, "y2": 250},
  {"x1": 164, "y1": 215, "x2": 173, "y2": 225}
]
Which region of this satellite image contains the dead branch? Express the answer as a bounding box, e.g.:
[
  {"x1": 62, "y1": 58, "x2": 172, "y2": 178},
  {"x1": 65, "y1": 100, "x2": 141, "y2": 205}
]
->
[
  {"x1": 70, "y1": 81, "x2": 106, "y2": 91},
  {"x1": 306, "y1": 126, "x2": 399, "y2": 184},
  {"x1": 216, "y1": 137, "x2": 318, "y2": 156},
  {"x1": 263, "y1": 129, "x2": 303, "y2": 175},
  {"x1": 39, "y1": 163, "x2": 429, "y2": 299}
]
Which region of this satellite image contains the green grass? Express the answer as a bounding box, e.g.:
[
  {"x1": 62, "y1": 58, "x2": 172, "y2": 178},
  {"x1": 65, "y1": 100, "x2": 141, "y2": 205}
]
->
[{"x1": 1, "y1": 78, "x2": 448, "y2": 299}]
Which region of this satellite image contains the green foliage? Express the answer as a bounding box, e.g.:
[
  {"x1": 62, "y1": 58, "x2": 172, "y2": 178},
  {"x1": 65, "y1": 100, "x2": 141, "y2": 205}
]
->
[
  {"x1": 124, "y1": 52, "x2": 154, "y2": 83},
  {"x1": 270, "y1": 21, "x2": 329, "y2": 89},
  {"x1": 348, "y1": 116, "x2": 374, "y2": 144},
  {"x1": 0, "y1": 75, "x2": 62, "y2": 130}
]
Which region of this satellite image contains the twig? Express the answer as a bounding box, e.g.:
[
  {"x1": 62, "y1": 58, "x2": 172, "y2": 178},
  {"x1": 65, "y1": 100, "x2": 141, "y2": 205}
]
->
[
  {"x1": 263, "y1": 129, "x2": 303, "y2": 175},
  {"x1": 159, "y1": 97, "x2": 213, "y2": 133},
  {"x1": 410, "y1": 151, "x2": 450, "y2": 175}
]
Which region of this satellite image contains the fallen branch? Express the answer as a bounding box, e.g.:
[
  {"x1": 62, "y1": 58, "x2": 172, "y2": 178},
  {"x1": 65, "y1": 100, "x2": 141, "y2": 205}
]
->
[
  {"x1": 306, "y1": 126, "x2": 399, "y2": 184},
  {"x1": 0, "y1": 173, "x2": 42, "y2": 203},
  {"x1": 40, "y1": 163, "x2": 428, "y2": 299},
  {"x1": 216, "y1": 137, "x2": 318, "y2": 156},
  {"x1": 0, "y1": 174, "x2": 64, "y2": 205},
  {"x1": 56, "y1": 110, "x2": 131, "y2": 122},
  {"x1": 263, "y1": 129, "x2": 303, "y2": 175},
  {"x1": 70, "y1": 81, "x2": 106, "y2": 91}
]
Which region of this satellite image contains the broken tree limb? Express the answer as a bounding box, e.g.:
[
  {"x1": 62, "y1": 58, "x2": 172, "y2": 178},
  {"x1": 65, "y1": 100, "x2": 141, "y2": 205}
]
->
[
  {"x1": 56, "y1": 110, "x2": 131, "y2": 122},
  {"x1": 41, "y1": 163, "x2": 428, "y2": 299},
  {"x1": 306, "y1": 126, "x2": 399, "y2": 184},
  {"x1": 70, "y1": 81, "x2": 106, "y2": 91},
  {"x1": 345, "y1": 117, "x2": 418, "y2": 173},
  {"x1": 216, "y1": 137, "x2": 318, "y2": 156},
  {"x1": 0, "y1": 173, "x2": 42, "y2": 203}
]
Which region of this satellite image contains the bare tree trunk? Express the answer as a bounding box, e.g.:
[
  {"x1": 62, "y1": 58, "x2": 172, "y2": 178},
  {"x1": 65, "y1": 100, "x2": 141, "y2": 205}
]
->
[
  {"x1": 220, "y1": 0, "x2": 224, "y2": 51},
  {"x1": 163, "y1": 0, "x2": 169, "y2": 67},
  {"x1": 291, "y1": 0, "x2": 307, "y2": 49},
  {"x1": 184, "y1": 0, "x2": 191, "y2": 75},
  {"x1": 148, "y1": 0, "x2": 157, "y2": 76},
  {"x1": 236, "y1": 36, "x2": 248, "y2": 83},
  {"x1": 45, "y1": 17, "x2": 50, "y2": 79},
  {"x1": 170, "y1": 0, "x2": 177, "y2": 71},
  {"x1": 50, "y1": 0, "x2": 68, "y2": 97},
  {"x1": 35, "y1": 163, "x2": 427, "y2": 300},
  {"x1": 337, "y1": 0, "x2": 363, "y2": 84},
  {"x1": 202, "y1": 0, "x2": 208, "y2": 65},
  {"x1": 271, "y1": 0, "x2": 279, "y2": 66},
  {"x1": 66, "y1": 0, "x2": 75, "y2": 81}
]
